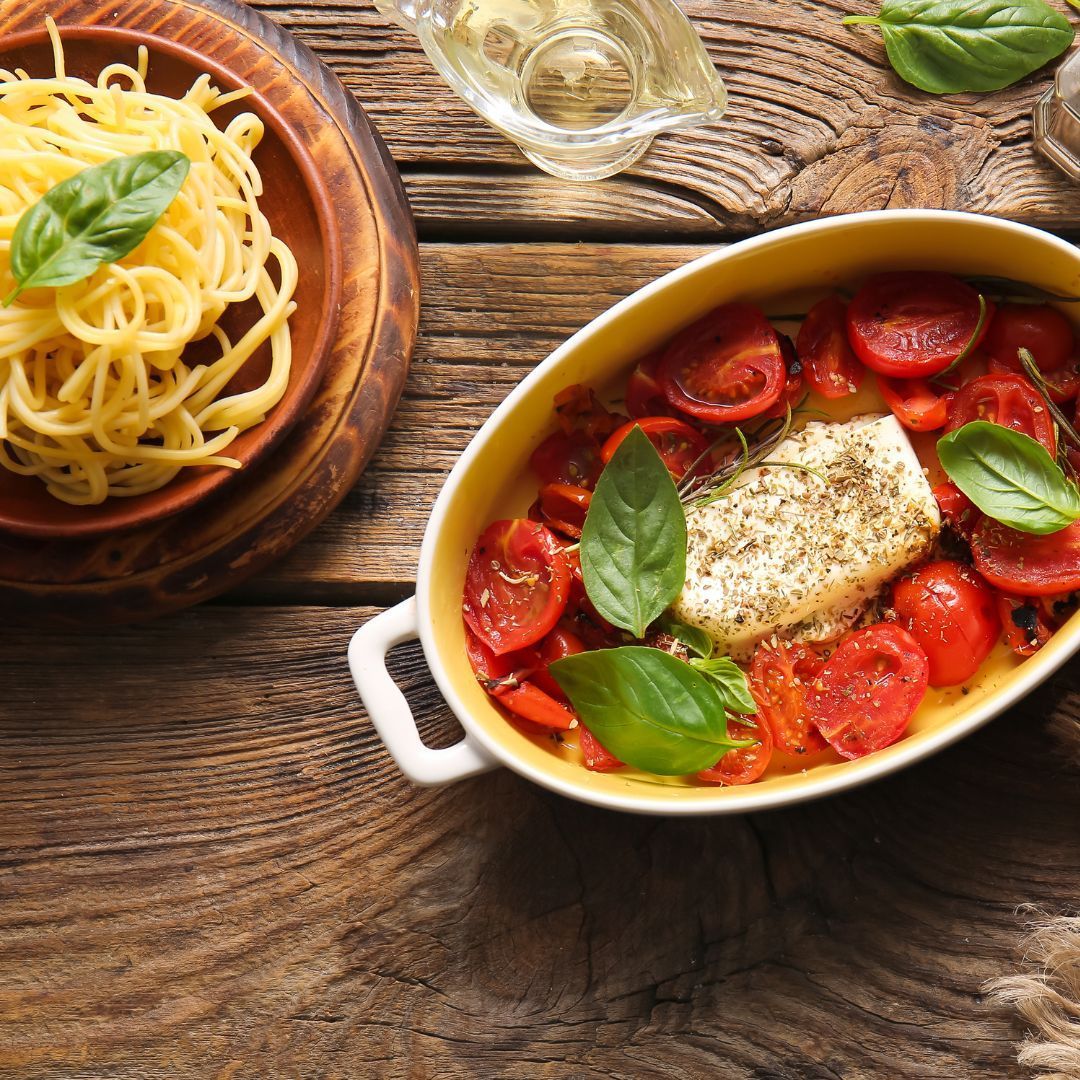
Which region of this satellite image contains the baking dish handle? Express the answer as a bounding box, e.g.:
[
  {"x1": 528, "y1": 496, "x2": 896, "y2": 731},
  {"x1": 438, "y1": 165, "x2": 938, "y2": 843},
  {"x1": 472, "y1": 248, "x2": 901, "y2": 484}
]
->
[{"x1": 348, "y1": 597, "x2": 499, "y2": 786}]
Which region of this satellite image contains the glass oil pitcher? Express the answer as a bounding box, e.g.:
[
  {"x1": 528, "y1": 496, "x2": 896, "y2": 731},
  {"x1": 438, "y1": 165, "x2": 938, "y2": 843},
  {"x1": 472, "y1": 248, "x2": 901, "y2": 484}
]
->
[{"x1": 374, "y1": 0, "x2": 727, "y2": 181}]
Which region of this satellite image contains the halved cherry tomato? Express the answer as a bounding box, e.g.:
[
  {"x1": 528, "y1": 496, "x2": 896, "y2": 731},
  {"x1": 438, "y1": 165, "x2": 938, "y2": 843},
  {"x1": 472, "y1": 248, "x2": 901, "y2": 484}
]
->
[
  {"x1": 763, "y1": 333, "x2": 805, "y2": 418},
  {"x1": 580, "y1": 725, "x2": 624, "y2": 771},
  {"x1": 500, "y1": 681, "x2": 577, "y2": 730},
  {"x1": 983, "y1": 303, "x2": 1074, "y2": 374},
  {"x1": 538, "y1": 483, "x2": 591, "y2": 540},
  {"x1": 877, "y1": 375, "x2": 953, "y2": 431},
  {"x1": 987, "y1": 351, "x2": 1080, "y2": 404},
  {"x1": 659, "y1": 303, "x2": 785, "y2": 423},
  {"x1": 463, "y1": 520, "x2": 571, "y2": 655},
  {"x1": 972, "y1": 517, "x2": 1080, "y2": 596},
  {"x1": 846, "y1": 272, "x2": 990, "y2": 378},
  {"x1": 944, "y1": 373, "x2": 1057, "y2": 456},
  {"x1": 891, "y1": 561, "x2": 1000, "y2": 686},
  {"x1": 696, "y1": 715, "x2": 773, "y2": 786},
  {"x1": 601, "y1": 417, "x2": 710, "y2": 481},
  {"x1": 748, "y1": 639, "x2": 827, "y2": 756},
  {"x1": 530, "y1": 430, "x2": 604, "y2": 490},
  {"x1": 530, "y1": 625, "x2": 587, "y2": 700},
  {"x1": 625, "y1": 350, "x2": 673, "y2": 419},
  {"x1": 806, "y1": 624, "x2": 929, "y2": 760},
  {"x1": 797, "y1": 293, "x2": 863, "y2": 399},
  {"x1": 1041, "y1": 590, "x2": 1079, "y2": 628},
  {"x1": 464, "y1": 626, "x2": 539, "y2": 693},
  {"x1": 996, "y1": 593, "x2": 1054, "y2": 657},
  {"x1": 932, "y1": 481, "x2": 981, "y2": 541},
  {"x1": 553, "y1": 383, "x2": 625, "y2": 440}
]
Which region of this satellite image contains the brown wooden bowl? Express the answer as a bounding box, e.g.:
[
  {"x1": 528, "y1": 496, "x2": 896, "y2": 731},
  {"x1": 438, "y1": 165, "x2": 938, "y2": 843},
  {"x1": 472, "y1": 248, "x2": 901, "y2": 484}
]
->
[{"x1": 0, "y1": 25, "x2": 342, "y2": 538}]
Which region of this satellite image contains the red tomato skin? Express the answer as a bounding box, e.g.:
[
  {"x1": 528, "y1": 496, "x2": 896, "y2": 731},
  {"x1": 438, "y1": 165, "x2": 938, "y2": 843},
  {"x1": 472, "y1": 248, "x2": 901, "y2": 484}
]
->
[
  {"x1": 580, "y1": 725, "x2": 624, "y2": 771},
  {"x1": 996, "y1": 593, "x2": 1054, "y2": 657},
  {"x1": 891, "y1": 561, "x2": 1000, "y2": 687},
  {"x1": 877, "y1": 375, "x2": 953, "y2": 431},
  {"x1": 625, "y1": 351, "x2": 673, "y2": 419},
  {"x1": 807, "y1": 624, "x2": 930, "y2": 760},
  {"x1": 463, "y1": 520, "x2": 572, "y2": 655},
  {"x1": 463, "y1": 627, "x2": 540, "y2": 694},
  {"x1": 983, "y1": 303, "x2": 1074, "y2": 374},
  {"x1": 748, "y1": 639, "x2": 827, "y2": 756},
  {"x1": 972, "y1": 517, "x2": 1080, "y2": 597},
  {"x1": 762, "y1": 333, "x2": 805, "y2": 418},
  {"x1": 601, "y1": 416, "x2": 710, "y2": 480},
  {"x1": 659, "y1": 302, "x2": 785, "y2": 423},
  {"x1": 932, "y1": 482, "x2": 981, "y2": 541},
  {"x1": 797, "y1": 294, "x2": 864, "y2": 399},
  {"x1": 944, "y1": 373, "x2": 1057, "y2": 456},
  {"x1": 553, "y1": 383, "x2": 625, "y2": 440},
  {"x1": 696, "y1": 715, "x2": 773, "y2": 786},
  {"x1": 530, "y1": 625, "x2": 587, "y2": 700},
  {"x1": 987, "y1": 352, "x2": 1080, "y2": 405},
  {"x1": 529, "y1": 430, "x2": 604, "y2": 490},
  {"x1": 499, "y1": 681, "x2": 577, "y2": 730},
  {"x1": 846, "y1": 273, "x2": 991, "y2": 378},
  {"x1": 537, "y1": 482, "x2": 591, "y2": 540}
]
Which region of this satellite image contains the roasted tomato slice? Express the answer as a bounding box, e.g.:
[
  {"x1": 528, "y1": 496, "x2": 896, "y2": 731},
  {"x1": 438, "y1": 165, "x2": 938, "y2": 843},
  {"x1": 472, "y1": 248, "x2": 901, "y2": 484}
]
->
[
  {"x1": 696, "y1": 714, "x2": 773, "y2": 786},
  {"x1": 659, "y1": 302, "x2": 785, "y2": 423},
  {"x1": 530, "y1": 624, "x2": 587, "y2": 701},
  {"x1": 988, "y1": 351, "x2": 1080, "y2": 405},
  {"x1": 463, "y1": 520, "x2": 572, "y2": 655},
  {"x1": 891, "y1": 561, "x2": 1000, "y2": 687},
  {"x1": 748, "y1": 639, "x2": 827, "y2": 756},
  {"x1": 878, "y1": 375, "x2": 953, "y2": 431},
  {"x1": 1041, "y1": 590, "x2": 1080, "y2": 628},
  {"x1": 932, "y1": 481, "x2": 981, "y2": 541},
  {"x1": 500, "y1": 681, "x2": 577, "y2": 730},
  {"x1": 625, "y1": 350, "x2": 673, "y2": 419},
  {"x1": 997, "y1": 593, "x2": 1054, "y2": 657},
  {"x1": 944, "y1": 373, "x2": 1057, "y2": 456},
  {"x1": 762, "y1": 333, "x2": 805, "y2": 418},
  {"x1": 538, "y1": 482, "x2": 591, "y2": 540},
  {"x1": 797, "y1": 293, "x2": 864, "y2": 398},
  {"x1": 983, "y1": 303, "x2": 1074, "y2": 374},
  {"x1": 972, "y1": 517, "x2": 1080, "y2": 597},
  {"x1": 601, "y1": 417, "x2": 710, "y2": 481},
  {"x1": 553, "y1": 383, "x2": 625, "y2": 440},
  {"x1": 806, "y1": 624, "x2": 930, "y2": 760},
  {"x1": 464, "y1": 627, "x2": 539, "y2": 693},
  {"x1": 846, "y1": 272, "x2": 990, "y2": 378},
  {"x1": 530, "y1": 430, "x2": 604, "y2": 490},
  {"x1": 580, "y1": 725, "x2": 624, "y2": 771}
]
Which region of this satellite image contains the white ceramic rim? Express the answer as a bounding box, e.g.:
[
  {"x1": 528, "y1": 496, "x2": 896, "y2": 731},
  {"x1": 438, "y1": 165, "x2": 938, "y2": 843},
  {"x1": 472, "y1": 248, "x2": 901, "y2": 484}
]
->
[{"x1": 416, "y1": 209, "x2": 1080, "y2": 816}]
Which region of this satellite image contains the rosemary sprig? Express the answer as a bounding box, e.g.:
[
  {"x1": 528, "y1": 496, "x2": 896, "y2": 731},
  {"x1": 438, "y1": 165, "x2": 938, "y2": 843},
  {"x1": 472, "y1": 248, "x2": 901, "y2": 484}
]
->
[
  {"x1": 1017, "y1": 347, "x2": 1080, "y2": 454},
  {"x1": 963, "y1": 276, "x2": 1080, "y2": 305},
  {"x1": 934, "y1": 293, "x2": 988, "y2": 379}
]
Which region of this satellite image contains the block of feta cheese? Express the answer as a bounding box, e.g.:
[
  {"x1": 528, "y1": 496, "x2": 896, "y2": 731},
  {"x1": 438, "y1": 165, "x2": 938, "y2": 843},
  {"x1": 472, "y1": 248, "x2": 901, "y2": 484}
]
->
[{"x1": 671, "y1": 414, "x2": 941, "y2": 659}]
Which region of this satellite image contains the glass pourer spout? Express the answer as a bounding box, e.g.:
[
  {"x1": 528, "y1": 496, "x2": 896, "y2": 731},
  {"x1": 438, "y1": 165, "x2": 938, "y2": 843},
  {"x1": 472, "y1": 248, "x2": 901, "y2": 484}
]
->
[{"x1": 374, "y1": 0, "x2": 727, "y2": 181}]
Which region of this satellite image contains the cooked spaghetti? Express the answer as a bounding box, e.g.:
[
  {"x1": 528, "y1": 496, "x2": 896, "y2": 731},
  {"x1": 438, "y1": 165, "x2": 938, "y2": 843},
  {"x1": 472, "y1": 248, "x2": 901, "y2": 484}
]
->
[{"x1": 0, "y1": 20, "x2": 297, "y2": 505}]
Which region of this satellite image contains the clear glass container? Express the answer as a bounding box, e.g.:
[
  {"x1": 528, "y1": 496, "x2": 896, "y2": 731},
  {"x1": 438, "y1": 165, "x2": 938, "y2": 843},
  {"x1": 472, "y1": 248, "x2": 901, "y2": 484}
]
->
[
  {"x1": 1034, "y1": 52, "x2": 1080, "y2": 180},
  {"x1": 375, "y1": 0, "x2": 727, "y2": 181}
]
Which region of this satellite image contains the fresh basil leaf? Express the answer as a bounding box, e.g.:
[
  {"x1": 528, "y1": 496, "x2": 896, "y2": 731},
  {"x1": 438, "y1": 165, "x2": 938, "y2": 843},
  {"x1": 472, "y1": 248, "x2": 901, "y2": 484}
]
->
[
  {"x1": 550, "y1": 646, "x2": 748, "y2": 775},
  {"x1": 937, "y1": 420, "x2": 1080, "y2": 534},
  {"x1": 655, "y1": 613, "x2": 713, "y2": 659},
  {"x1": 5, "y1": 150, "x2": 191, "y2": 305},
  {"x1": 843, "y1": 0, "x2": 1074, "y2": 94},
  {"x1": 580, "y1": 425, "x2": 687, "y2": 638},
  {"x1": 688, "y1": 657, "x2": 757, "y2": 715}
]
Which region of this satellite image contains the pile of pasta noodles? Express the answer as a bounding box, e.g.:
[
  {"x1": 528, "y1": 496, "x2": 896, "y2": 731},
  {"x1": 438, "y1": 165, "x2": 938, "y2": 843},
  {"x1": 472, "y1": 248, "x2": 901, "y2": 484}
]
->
[{"x1": 0, "y1": 21, "x2": 298, "y2": 505}]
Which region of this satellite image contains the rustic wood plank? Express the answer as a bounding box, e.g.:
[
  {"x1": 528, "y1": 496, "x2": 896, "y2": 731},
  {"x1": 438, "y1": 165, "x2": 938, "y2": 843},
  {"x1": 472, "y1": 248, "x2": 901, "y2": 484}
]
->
[
  {"x1": 243, "y1": 242, "x2": 706, "y2": 599},
  {"x1": 1, "y1": 605, "x2": 1076, "y2": 1076},
  {"x1": 248, "y1": 0, "x2": 1080, "y2": 237}
]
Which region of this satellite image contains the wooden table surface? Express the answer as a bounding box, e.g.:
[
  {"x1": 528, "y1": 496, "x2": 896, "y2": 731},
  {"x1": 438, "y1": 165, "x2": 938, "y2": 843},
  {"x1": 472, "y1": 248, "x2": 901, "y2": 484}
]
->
[{"x1": 4, "y1": 3, "x2": 1080, "y2": 1077}]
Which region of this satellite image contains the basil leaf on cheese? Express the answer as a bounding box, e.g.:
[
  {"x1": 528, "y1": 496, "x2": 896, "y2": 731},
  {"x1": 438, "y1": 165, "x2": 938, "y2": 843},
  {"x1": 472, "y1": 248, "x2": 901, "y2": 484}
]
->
[
  {"x1": 580, "y1": 425, "x2": 687, "y2": 638},
  {"x1": 937, "y1": 420, "x2": 1080, "y2": 535},
  {"x1": 550, "y1": 647, "x2": 749, "y2": 775}
]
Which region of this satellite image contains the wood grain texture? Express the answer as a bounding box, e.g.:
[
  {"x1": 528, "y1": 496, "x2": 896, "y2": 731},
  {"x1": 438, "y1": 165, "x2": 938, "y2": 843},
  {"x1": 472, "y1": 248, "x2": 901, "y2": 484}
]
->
[
  {"x1": 0, "y1": 0, "x2": 418, "y2": 621},
  {"x1": 1, "y1": 605, "x2": 1077, "y2": 1077},
  {"x1": 249, "y1": 0, "x2": 1080, "y2": 238}
]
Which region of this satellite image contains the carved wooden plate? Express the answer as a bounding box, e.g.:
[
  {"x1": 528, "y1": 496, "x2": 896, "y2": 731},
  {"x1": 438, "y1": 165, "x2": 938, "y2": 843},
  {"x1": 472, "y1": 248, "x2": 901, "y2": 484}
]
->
[{"x1": 0, "y1": 0, "x2": 419, "y2": 621}]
